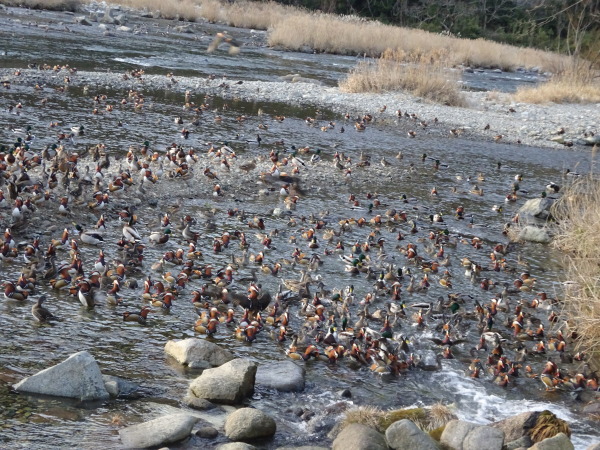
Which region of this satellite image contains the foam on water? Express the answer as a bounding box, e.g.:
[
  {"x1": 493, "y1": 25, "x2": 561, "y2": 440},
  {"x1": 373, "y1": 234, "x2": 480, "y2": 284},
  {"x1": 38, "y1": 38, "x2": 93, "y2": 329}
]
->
[{"x1": 431, "y1": 369, "x2": 599, "y2": 449}]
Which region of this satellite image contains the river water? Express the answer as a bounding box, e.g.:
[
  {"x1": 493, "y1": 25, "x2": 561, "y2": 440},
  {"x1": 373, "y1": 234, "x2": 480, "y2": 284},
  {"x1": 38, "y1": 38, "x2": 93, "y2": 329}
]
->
[{"x1": 0, "y1": 4, "x2": 598, "y2": 449}]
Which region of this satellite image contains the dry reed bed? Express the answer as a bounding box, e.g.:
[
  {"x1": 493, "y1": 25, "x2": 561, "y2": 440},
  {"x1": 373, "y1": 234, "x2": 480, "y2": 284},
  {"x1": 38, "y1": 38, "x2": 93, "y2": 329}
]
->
[
  {"x1": 514, "y1": 61, "x2": 600, "y2": 104},
  {"x1": 553, "y1": 176, "x2": 600, "y2": 368},
  {"x1": 339, "y1": 49, "x2": 466, "y2": 106},
  {"x1": 96, "y1": 0, "x2": 567, "y2": 72}
]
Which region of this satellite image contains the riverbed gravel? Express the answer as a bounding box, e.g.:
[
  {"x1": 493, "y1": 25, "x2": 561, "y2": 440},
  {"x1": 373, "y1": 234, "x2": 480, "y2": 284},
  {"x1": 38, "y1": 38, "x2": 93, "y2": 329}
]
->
[{"x1": 1, "y1": 66, "x2": 597, "y2": 150}]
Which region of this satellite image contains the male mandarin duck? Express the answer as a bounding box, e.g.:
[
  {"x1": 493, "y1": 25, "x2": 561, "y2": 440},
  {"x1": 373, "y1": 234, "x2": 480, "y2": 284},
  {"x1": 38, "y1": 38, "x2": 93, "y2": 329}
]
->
[{"x1": 123, "y1": 306, "x2": 151, "y2": 325}]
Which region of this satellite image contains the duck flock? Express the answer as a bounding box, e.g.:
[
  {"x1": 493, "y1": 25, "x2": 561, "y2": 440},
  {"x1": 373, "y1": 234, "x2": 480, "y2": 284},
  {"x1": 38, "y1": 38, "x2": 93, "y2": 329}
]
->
[{"x1": 1, "y1": 65, "x2": 598, "y2": 409}]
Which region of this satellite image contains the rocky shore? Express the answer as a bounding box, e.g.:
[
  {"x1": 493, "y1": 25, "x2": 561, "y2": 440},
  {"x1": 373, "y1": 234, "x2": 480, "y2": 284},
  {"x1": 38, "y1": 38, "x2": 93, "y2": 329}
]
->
[{"x1": 11, "y1": 348, "x2": 598, "y2": 449}]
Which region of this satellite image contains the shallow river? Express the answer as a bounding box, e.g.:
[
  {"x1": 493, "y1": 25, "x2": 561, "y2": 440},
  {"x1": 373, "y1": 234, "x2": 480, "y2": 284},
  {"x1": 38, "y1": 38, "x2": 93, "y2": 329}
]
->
[{"x1": 0, "y1": 4, "x2": 598, "y2": 449}]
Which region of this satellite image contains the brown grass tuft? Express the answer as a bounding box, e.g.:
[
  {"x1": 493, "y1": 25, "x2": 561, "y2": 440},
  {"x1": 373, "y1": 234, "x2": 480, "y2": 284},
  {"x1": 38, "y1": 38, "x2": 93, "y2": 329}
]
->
[
  {"x1": 341, "y1": 403, "x2": 456, "y2": 434},
  {"x1": 514, "y1": 60, "x2": 600, "y2": 104},
  {"x1": 340, "y1": 50, "x2": 466, "y2": 106},
  {"x1": 552, "y1": 175, "x2": 600, "y2": 368},
  {"x1": 530, "y1": 410, "x2": 571, "y2": 443},
  {"x1": 0, "y1": 0, "x2": 81, "y2": 10}
]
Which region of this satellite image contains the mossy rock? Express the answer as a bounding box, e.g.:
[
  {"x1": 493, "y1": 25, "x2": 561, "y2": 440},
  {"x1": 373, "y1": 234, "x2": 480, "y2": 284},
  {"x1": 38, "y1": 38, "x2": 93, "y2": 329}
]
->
[
  {"x1": 380, "y1": 408, "x2": 428, "y2": 431},
  {"x1": 428, "y1": 424, "x2": 446, "y2": 441},
  {"x1": 530, "y1": 410, "x2": 571, "y2": 443}
]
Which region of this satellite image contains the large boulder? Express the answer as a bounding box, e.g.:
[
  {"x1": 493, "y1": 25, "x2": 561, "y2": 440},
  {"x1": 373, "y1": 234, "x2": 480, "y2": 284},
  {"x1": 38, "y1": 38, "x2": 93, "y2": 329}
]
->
[
  {"x1": 529, "y1": 432, "x2": 574, "y2": 450},
  {"x1": 518, "y1": 198, "x2": 554, "y2": 224},
  {"x1": 255, "y1": 361, "x2": 305, "y2": 392},
  {"x1": 332, "y1": 423, "x2": 388, "y2": 450},
  {"x1": 165, "y1": 338, "x2": 234, "y2": 368},
  {"x1": 118, "y1": 413, "x2": 198, "y2": 448},
  {"x1": 441, "y1": 420, "x2": 504, "y2": 450},
  {"x1": 189, "y1": 358, "x2": 257, "y2": 404},
  {"x1": 583, "y1": 401, "x2": 600, "y2": 415},
  {"x1": 493, "y1": 411, "x2": 539, "y2": 442},
  {"x1": 13, "y1": 351, "x2": 109, "y2": 401},
  {"x1": 385, "y1": 419, "x2": 439, "y2": 449},
  {"x1": 224, "y1": 407, "x2": 277, "y2": 441}
]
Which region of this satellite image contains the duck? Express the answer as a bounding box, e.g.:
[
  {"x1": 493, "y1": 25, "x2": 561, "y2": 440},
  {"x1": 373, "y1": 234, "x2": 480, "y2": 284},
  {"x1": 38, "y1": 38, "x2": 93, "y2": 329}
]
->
[
  {"x1": 77, "y1": 226, "x2": 104, "y2": 245},
  {"x1": 150, "y1": 228, "x2": 171, "y2": 245},
  {"x1": 31, "y1": 295, "x2": 56, "y2": 322},
  {"x1": 123, "y1": 306, "x2": 151, "y2": 325}
]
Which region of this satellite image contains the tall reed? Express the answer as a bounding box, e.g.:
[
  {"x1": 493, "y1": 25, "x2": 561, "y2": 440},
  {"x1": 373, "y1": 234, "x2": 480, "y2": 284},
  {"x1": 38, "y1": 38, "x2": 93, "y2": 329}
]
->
[{"x1": 553, "y1": 175, "x2": 600, "y2": 368}]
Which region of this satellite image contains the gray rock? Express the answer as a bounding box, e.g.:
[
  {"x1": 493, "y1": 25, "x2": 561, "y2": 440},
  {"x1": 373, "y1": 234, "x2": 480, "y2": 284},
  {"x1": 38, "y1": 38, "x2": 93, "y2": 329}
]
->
[
  {"x1": 506, "y1": 436, "x2": 533, "y2": 450},
  {"x1": 224, "y1": 408, "x2": 276, "y2": 441},
  {"x1": 196, "y1": 426, "x2": 219, "y2": 439},
  {"x1": 117, "y1": 26, "x2": 132, "y2": 33},
  {"x1": 517, "y1": 198, "x2": 554, "y2": 224},
  {"x1": 493, "y1": 411, "x2": 539, "y2": 442},
  {"x1": 189, "y1": 358, "x2": 256, "y2": 404},
  {"x1": 463, "y1": 425, "x2": 504, "y2": 450},
  {"x1": 13, "y1": 351, "x2": 109, "y2": 401},
  {"x1": 255, "y1": 361, "x2": 305, "y2": 392},
  {"x1": 277, "y1": 447, "x2": 329, "y2": 450},
  {"x1": 441, "y1": 420, "x2": 478, "y2": 449},
  {"x1": 385, "y1": 419, "x2": 439, "y2": 450},
  {"x1": 102, "y1": 375, "x2": 140, "y2": 398},
  {"x1": 183, "y1": 392, "x2": 216, "y2": 410},
  {"x1": 75, "y1": 16, "x2": 92, "y2": 26},
  {"x1": 339, "y1": 388, "x2": 352, "y2": 398},
  {"x1": 583, "y1": 401, "x2": 600, "y2": 415},
  {"x1": 165, "y1": 338, "x2": 234, "y2": 368},
  {"x1": 118, "y1": 413, "x2": 198, "y2": 449},
  {"x1": 217, "y1": 444, "x2": 257, "y2": 450},
  {"x1": 333, "y1": 423, "x2": 388, "y2": 450},
  {"x1": 529, "y1": 433, "x2": 574, "y2": 450},
  {"x1": 518, "y1": 225, "x2": 551, "y2": 243},
  {"x1": 418, "y1": 350, "x2": 441, "y2": 371}
]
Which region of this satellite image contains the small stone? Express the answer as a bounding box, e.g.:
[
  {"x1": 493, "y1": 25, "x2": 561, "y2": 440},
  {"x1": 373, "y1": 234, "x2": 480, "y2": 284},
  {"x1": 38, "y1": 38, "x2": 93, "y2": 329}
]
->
[
  {"x1": 182, "y1": 393, "x2": 216, "y2": 410},
  {"x1": 75, "y1": 16, "x2": 92, "y2": 26},
  {"x1": 196, "y1": 426, "x2": 218, "y2": 439},
  {"x1": 217, "y1": 444, "x2": 257, "y2": 450},
  {"x1": 339, "y1": 388, "x2": 352, "y2": 398}
]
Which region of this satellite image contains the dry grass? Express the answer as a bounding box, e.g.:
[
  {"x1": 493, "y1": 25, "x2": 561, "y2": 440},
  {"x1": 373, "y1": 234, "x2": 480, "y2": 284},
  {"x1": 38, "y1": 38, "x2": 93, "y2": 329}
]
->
[
  {"x1": 95, "y1": 0, "x2": 568, "y2": 73},
  {"x1": 514, "y1": 60, "x2": 600, "y2": 104},
  {"x1": 0, "y1": 0, "x2": 81, "y2": 10},
  {"x1": 553, "y1": 175, "x2": 600, "y2": 369},
  {"x1": 530, "y1": 410, "x2": 571, "y2": 443},
  {"x1": 340, "y1": 49, "x2": 466, "y2": 106},
  {"x1": 268, "y1": 13, "x2": 566, "y2": 71},
  {"x1": 341, "y1": 403, "x2": 456, "y2": 433}
]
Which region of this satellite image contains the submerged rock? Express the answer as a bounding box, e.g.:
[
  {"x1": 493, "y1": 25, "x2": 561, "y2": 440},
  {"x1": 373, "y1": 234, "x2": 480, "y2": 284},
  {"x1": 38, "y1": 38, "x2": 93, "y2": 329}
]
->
[
  {"x1": 255, "y1": 361, "x2": 305, "y2": 392},
  {"x1": 385, "y1": 419, "x2": 439, "y2": 450},
  {"x1": 518, "y1": 225, "x2": 551, "y2": 243},
  {"x1": 102, "y1": 375, "x2": 141, "y2": 399},
  {"x1": 418, "y1": 350, "x2": 441, "y2": 371},
  {"x1": 189, "y1": 358, "x2": 257, "y2": 404},
  {"x1": 118, "y1": 413, "x2": 198, "y2": 449},
  {"x1": 332, "y1": 423, "x2": 387, "y2": 450},
  {"x1": 224, "y1": 407, "x2": 277, "y2": 441},
  {"x1": 13, "y1": 351, "x2": 109, "y2": 401},
  {"x1": 165, "y1": 338, "x2": 234, "y2": 368}
]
